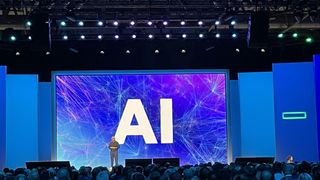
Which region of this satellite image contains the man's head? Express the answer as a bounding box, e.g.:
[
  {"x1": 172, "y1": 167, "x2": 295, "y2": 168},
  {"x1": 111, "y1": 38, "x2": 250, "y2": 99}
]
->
[
  {"x1": 287, "y1": 155, "x2": 294, "y2": 163},
  {"x1": 112, "y1": 136, "x2": 115, "y2": 142}
]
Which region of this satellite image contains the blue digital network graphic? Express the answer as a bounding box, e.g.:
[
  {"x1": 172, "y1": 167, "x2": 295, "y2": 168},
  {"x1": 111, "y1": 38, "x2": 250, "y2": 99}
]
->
[{"x1": 55, "y1": 72, "x2": 227, "y2": 168}]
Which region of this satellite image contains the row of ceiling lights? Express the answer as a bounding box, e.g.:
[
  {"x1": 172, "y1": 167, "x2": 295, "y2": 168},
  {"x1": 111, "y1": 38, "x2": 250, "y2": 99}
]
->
[
  {"x1": 9, "y1": 20, "x2": 314, "y2": 43},
  {"x1": 8, "y1": 32, "x2": 315, "y2": 42},
  {"x1": 55, "y1": 20, "x2": 235, "y2": 27},
  {"x1": 13, "y1": 48, "x2": 268, "y2": 56},
  {"x1": 277, "y1": 32, "x2": 314, "y2": 43},
  {"x1": 60, "y1": 33, "x2": 236, "y2": 40}
]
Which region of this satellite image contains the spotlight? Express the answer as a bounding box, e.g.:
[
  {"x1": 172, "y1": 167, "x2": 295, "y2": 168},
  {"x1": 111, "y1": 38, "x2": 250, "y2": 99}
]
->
[
  {"x1": 199, "y1": 34, "x2": 204, "y2": 38},
  {"x1": 232, "y1": 33, "x2": 237, "y2": 38},
  {"x1": 28, "y1": 36, "x2": 32, "y2": 40},
  {"x1": 182, "y1": 34, "x2": 187, "y2": 38},
  {"x1": 261, "y1": 48, "x2": 266, "y2": 53},
  {"x1": 180, "y1": 21, "x2": 186, "y2": 25},
  {"x1": 163, "y1": 21, "x2": 168, "y2": 26},
  {"x1": 80, "y1": 35, "x2": 85, "y2": 39},
  {"x1": 181, "y1": 49, "x2": 186, "y2": 53},
  {"x1": 292, "y1": 33, "x2": 299, "y2": 38},
  {"x1": 235, "y1": 48, "x2": 240, "y2": 52},
  {"x1": 113, "y1": 21, "x2": 119, "y2": 26},
  {"x1": 98, "y1": 35, "x2": 103, "y2": 39},
  {"x1": 98, "y1": 21, "x2": 104, "y2": 26},
  {"x1": 231, "y1": 20, "x2": 236, "y2": 25},
  {"x1": 15, "y1": 51, "x2": 20, "y2": 56},
  {"x1": 198, "y1": 21, "x2": 203, "y2": 26},
  {"x1": 155, "y1": 49, "x2": 159, "y2": 54},
  {"x1": 131, "y1": 34, "x2": 137, "y2": 39},
  {"x1": 277, "y1": 33, "x2": 284, "y2": 38},
  {"x1": 10, "y1": 35, "x2": 16, "y2": 41},
  {"x1": 78, "y1": 21, "x2": 84, "y2": 26},
  {"x1": 114, "y1": 35, "x2": 119, "y2": 39},
  {"x1": 148, "y1": 34, "x2": 153, "y2": 39},
  {"x1": 215, "y1": 21, "x2": 220, "y2": 25},
  {"x1": 130, "y1": 21, "x2": 135, "y2": 26},
  {"x1": 100, "y1": 50, "x2": 105, "y2": 54},
  {"x1": 45, "y1": 51, "x2": 50, "y2": 55},
  {"x1": 147, "y1": 21, "x2": 153, "y2": 26},
  {"x1": 60, "y1": 21, "x2": 66, "y2": 26},
  {"x1": 305, "y1": 37, "x2": 313, "y2": 43},
  {"x1": 126, "y1": 50, "x2": 131, "y2": 54},
  {"x1": 165, "y1": 34, "x2": 170, "y2": 39},
  {"x1": 63, "y1": 35, "x2": 68, "y2": 40},
  {"x1": 26, "y1": 21, "x2": 32, "y2": 26},
  {"x1": 215, "y1": 33, "x2": 220, "y2": 38}
]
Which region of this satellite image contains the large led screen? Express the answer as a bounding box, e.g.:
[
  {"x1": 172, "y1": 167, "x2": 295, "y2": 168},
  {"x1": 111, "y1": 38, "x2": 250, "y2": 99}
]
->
[{"x1": 55, "y1": 71, "x2": 228, "y2": 168}]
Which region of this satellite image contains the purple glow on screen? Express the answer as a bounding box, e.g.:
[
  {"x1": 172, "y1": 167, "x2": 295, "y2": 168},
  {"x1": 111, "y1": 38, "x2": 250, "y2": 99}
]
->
[{"x1": 56, "y1": 73, "x2": 227, "y2": 167}]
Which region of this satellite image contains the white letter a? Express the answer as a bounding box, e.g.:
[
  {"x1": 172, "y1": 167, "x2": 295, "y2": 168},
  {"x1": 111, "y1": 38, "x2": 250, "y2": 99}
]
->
[{"x1": 115, "y1": 99, "x2": 158, "y2": 144}]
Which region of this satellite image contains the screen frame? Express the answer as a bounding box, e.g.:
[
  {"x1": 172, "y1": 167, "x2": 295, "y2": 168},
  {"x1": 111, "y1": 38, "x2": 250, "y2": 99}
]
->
[{"x1": 51, "y1": 69, "x2": 231, "y2": 164}]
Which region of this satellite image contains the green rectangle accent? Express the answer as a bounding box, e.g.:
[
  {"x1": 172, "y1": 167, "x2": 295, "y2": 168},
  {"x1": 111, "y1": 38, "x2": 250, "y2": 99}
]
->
[{"x1": 282, "y1": 112, "x2": 307, "y2": 120}]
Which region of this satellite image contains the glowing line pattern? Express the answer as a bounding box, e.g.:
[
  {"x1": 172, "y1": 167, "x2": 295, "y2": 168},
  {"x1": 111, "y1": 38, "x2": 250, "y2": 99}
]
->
[{"x1": 56, "y1": 73, "x2": 227, "y2": 168}]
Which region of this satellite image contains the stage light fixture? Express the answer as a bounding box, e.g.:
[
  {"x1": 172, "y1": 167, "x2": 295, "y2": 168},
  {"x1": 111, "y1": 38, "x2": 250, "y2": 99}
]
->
[
  {"x1": 182, "y1": 34, "x2": 187, "y2": 38},
  {"x1": 163, "y1": 21, "x2": 168, "y2": 26},
  {"x1": 130, "y1": 21, "x2": 135, "y2": 26},
  {"x1": 100, "y1": 50, "x2": 105, "y2": 54},
  {"x1": 261, "y1": 48, "x2": 266, "y2": 53},
  {"x1": 165, "y1": 34, "x2": 170, "y2": 39},
  {"x1": 148, "y1": 34, "x2": 153, "y2": 39},
  {"x1": 98, "y1": 21, "x2": 104, "y2": 26},
  {"x1": 305, "y1": 37, "x2": 313, "y2": 43},
  {"x1": 232, "y1": 33, "x2": 237, "y2": 38},
  {"x1": 231, "y1": 20, "x2": 236, "y2": 25},
  {"x1": 235, "y1": 48, "x2": 240, "y2": 52},
  {"x1": 113, "y1": 21, "x2": 119, "y2": 26},
  {"x1": 132, "y1": 34, "x2": 137, "y2": 39},
  {"x1": 277, "y1": 33, "x2": 284, "y2": 38},
  {"x1": 147, "y1": 21, "x2": 153, "y2": 26},
  {"x1": 60, "y1": 21, "x2": 66, "y2": 26},
  {"x1": 181, "y1": 49, "x2": 186, "y2": 53},
  {"x1": 46, "y1": 51, "x2": 50, "y2": 55},
  {"x1": 292, "y1": 33, "x2": 299, "y2": 38},
  {"x1": 80, "y1": 35, "x2": 85, "y2": 39},
  {"x1": 215, "y1": 33, "x2": 220, "y2": 38},
  {"x1": 155, "y1": 49, "x2": 159, "y2": 54},
  {"x1": 78, "y1": 21, "x2": 84, "y2": 26},
  {"x1": 215, "y1": 21, "x2": 220, "y2": 25},
  {"x1": 63, "y1": 35, "x2": 68, "y2": 40},
  {"x1": 98, "y1": 35, "x2": 103, "y2": 39},
  {"x1": 199, "y1": 34, "x2": 204, "y2": 38},
  {"x1": 126, "y1": 50, "x2": 131, "y2": 54},
  {"x1": 198, "y1": 21, "x2": 203, "y2": 26},
  {"x1": 180, "y1": 21, "x2": 186, "y2": 25},
  {"x1": 28, "y1": 36, "x2": 32, "y2": 40},
  {"x1": 15, "y1": 51, "x2": 20, "y2": 56},
  {"x1": 26, "y1": 21, "x2": 32, "y2": 26},
  {"x1": 10, "y1": 35, "x2": 16, "y2": 41},
  {"x1": 114, "y1": 35, "x2": 119, "y2": 39}
]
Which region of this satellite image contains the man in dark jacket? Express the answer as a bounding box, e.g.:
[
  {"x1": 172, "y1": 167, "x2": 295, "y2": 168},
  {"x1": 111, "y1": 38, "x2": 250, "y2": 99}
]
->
[{"x1": 109, "y1": 136, "x2": 120, "y2": 167}]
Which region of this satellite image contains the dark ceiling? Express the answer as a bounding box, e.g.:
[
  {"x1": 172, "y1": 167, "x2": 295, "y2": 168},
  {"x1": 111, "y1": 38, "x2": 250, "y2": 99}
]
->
[
  {"x1": 0, "y1": 0, "x2": 319, "y2": 81},
  {"x1": 1, "y1": 38, "x2": 319, "y2": 81}
]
